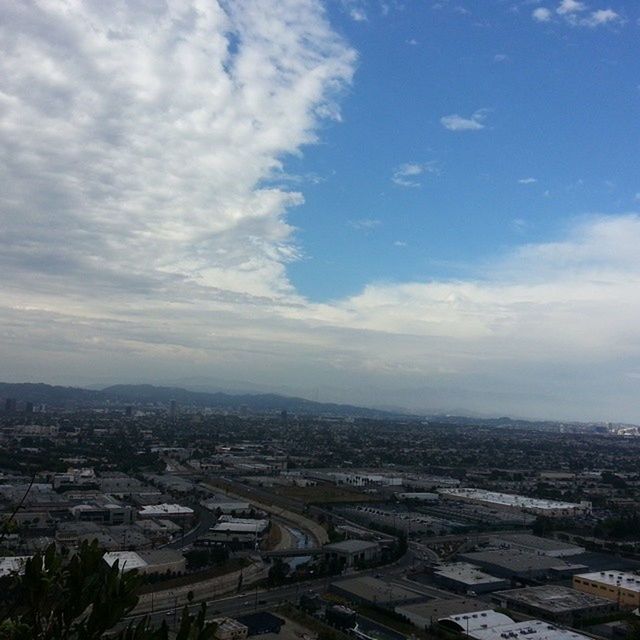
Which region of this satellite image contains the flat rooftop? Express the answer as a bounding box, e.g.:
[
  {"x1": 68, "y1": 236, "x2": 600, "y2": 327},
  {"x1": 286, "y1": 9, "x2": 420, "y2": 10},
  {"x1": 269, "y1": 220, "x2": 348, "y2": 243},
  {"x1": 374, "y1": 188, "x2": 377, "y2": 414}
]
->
[
  {"x1": 460, "y1": 550, "x2": 587, "y2": 573},
  {"x1": 495, "y1": 585, "x2": 613, "y2": 612},
  {"x1": 435, "y1": 563, "x2": 506, "y2": 586},
  {"x1": 575, "y1": 571, "x2": 640, "y2": 593},
  {"x1": 396, "y1": 597, "x2": 488, "y2": 621},
  {"x1": 469, "y1": 619, "x2": 591, "y2": 640},
  {"x1": 492, "y1": 534, "x2": 583, "y2": 554},
  {"x1": 439, "y1": 488, "x2": 583, "y2": 511},
  {"x1": 332, "y1": 576, "x2": 423, "y2": 604}
]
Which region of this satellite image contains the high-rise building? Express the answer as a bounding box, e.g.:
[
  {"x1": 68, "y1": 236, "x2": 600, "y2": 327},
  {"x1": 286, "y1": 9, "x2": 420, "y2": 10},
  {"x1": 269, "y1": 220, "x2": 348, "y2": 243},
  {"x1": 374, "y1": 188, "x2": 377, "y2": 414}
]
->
[
  {"x1": 24, "y1": 401, "x2": 34, "y2": 415},
  {"x1": 4, "y1": 398, "x2": 17, "y2": 413},
  {"x1": 169, "y1": 399, "x2": 178, "y2": 420}
]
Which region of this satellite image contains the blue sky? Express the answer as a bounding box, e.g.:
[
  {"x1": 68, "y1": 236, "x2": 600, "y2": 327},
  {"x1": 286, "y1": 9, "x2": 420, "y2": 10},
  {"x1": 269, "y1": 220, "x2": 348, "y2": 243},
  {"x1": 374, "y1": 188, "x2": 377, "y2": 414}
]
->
[
  {"x1": 287, "y1": 0, "x2": 639, "y2": 299},
  {"x1": 1, "y1": 0, "x2": 640, "y2": 421}
]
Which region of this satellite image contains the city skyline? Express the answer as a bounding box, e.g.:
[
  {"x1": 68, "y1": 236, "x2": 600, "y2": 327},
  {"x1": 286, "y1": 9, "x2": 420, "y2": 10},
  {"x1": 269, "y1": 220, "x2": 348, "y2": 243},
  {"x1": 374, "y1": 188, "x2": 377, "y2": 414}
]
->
[{"x1": 1, "y1": 1, "x2": 639, "y2": 421}]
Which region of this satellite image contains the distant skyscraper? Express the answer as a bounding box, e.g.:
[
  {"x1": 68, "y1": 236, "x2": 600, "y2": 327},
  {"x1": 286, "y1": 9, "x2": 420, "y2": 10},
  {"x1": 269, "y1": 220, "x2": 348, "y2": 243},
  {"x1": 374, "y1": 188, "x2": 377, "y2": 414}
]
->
[
  {"x1": 169, "y1": 399, "x2": 177, "y2": 420},
  {"x1": 125, "y1": 406, "x2": 133, "y2": 417},
  {"x1": 4, "y1": 398, "x2": 17, "y2": 413},
  {"x1": 281, "y1": 409, "x2": 288, "y2": 426},
  {"x1": 24, "y1": 401, "x2": 34, "y2": 415}
]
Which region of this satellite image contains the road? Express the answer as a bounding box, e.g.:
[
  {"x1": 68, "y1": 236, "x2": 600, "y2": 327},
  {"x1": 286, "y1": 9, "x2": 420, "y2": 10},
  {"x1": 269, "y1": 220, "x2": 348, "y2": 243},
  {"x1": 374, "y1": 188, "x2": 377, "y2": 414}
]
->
[
  {"x1": 166, "y1": 503, "x2": 218, "y2": 550},
  {"x1": 123, "y1": 548, "x2": 418, "y2": 629}
]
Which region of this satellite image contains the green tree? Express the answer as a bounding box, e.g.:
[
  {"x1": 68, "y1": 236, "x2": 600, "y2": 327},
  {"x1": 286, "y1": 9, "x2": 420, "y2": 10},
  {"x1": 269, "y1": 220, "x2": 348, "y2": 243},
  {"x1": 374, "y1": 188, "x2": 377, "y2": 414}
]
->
[{"x1": 0, "y1": 541, "x2": 216, "y2": 640}]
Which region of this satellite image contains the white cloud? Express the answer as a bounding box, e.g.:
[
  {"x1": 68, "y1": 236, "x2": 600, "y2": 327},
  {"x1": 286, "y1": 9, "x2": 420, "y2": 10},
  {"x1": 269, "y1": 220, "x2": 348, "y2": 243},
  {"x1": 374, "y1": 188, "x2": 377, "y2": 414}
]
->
[
  {"x1": 440, "y1": 110, "x2": 488, "y2": 131},
  {"x1": 532, "y1": 7, "x2": 553, "y2": 21},
  {"x1": 533, "y1": 2, "x2": 622, "y2": 27},
  {"x1": 518, "y1": 177, "x2": 538, "y2": 184},
  {"x1": 557, "y1": 0, "x2": 586, "y2": 15},
  {"x1": 349, "y1": 219, "x2": 382, "y2": 231},
  {"x1": 0, "y1": 0, "x2": 355, "y2": 302},
  {"x1": 580, "y1": 8, "x2": 622, "y2": 26},
  {"x1": 494, "y1": 53, "x2": 509, "y2": 62},
  {"x1": 392, "y1": 162, "x2": 440, "y2": 187},
  {"x1": 394, "y1": 241, "x2": 408, "y2": 247}
]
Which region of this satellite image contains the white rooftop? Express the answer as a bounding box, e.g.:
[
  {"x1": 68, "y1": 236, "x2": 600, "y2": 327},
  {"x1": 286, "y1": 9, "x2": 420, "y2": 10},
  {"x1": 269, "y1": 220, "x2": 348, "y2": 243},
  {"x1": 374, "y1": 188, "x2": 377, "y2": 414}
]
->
[
  {"x1": 103, "y1": 551, "x2": 147, "y2": 571},
  {"x1": 439, "y1": 488, "x2": 583, "y2": 511},
  {"x1": 468, "y1": 619, "x2": 591, "y2": 640},
  {"x1": 0, "y1": 556, "x2": 31, "y2": 577},
  {"x1": 440, "y1": 610, "x2": 514, "y2": 632},
  {"x1": 576, "y1": 571, "x2": 640, "y2": 593},
  {"x1": 138, "y1": 503, "x2": 194, "y2": 515}
]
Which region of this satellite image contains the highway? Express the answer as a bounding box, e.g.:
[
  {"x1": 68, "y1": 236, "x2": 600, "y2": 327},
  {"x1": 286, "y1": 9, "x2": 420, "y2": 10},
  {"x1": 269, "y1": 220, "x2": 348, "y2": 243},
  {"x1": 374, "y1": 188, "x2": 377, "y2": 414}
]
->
[{"x1": 123, "y1": 548, "x2": 418, "y2": 629}]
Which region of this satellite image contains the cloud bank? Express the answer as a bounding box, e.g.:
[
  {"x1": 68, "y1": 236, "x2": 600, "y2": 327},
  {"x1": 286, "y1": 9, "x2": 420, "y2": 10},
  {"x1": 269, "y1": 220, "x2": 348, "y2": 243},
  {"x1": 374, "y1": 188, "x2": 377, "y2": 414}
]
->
[{"x1": 1, "y1": 1, "x2": 639, "y2": 421}]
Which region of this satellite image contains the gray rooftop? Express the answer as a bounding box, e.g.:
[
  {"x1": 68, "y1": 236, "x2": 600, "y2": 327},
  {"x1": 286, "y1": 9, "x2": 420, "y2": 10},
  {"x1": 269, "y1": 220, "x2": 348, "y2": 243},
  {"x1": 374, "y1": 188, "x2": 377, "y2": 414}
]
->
[
  {"x1": 324, "y1": 539, "x2": 379, "y2": 553},
  {"x1": 495, "y1": 585, "x2": 613, "y2": 612}
]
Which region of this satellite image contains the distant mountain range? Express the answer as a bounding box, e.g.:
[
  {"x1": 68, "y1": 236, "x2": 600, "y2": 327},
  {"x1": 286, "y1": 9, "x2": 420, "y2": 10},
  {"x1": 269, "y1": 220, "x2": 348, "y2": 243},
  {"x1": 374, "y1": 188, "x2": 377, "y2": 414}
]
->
[{"x1": 0, "y1": 382, "x2": 407, "y2": 418}]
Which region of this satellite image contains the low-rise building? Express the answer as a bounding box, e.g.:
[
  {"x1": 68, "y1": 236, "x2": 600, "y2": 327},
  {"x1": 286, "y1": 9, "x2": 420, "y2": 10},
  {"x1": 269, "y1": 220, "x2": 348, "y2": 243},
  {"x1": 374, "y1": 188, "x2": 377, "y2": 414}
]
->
[
  {"x1": 323, "y1": 539, "x2": 380, "y2": 568},
  {"x1": 210, "y1": 618, "x2": 248, "y2": 640},
  {"x1": 331, "y1": 576, "x2": 424, "y2": 607},
  {"x1": 137, "y1": 503, "x2": 194, "y2": 520},
  {"x1": 103, "y1": 549, "x2": 186, "y2": 575},
  {"x1": 439, "y1": 488, "x2": 591, "y2": 518},
  {"x1": 493, "y1": 585, "x2": 617, "y2": 624},
  {"x1": 459, "y1": 549, "x2": 587, "y2": 581},
  {"x1": 489, "y1": 534, "x2": 584, "y2": 558},
  {"x1": 461, "y1": 618, "x2": 592, "y2": 640},
  {"x1": 433, "y1": 562, "x2": 510, "y2": 594},
  {"x1": 573, "y1": 571, "x2": 640, "y2": 609},
  {"x1": 395, "y1": 597, "x2": 487, "y2": 630}
]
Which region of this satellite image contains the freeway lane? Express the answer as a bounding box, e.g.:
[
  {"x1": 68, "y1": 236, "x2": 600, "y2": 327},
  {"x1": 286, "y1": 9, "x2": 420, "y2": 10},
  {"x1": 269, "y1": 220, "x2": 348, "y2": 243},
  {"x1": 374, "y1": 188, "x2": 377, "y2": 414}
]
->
[{"x1": 123, "y1": 549, "x2": 418, "y2": 629}]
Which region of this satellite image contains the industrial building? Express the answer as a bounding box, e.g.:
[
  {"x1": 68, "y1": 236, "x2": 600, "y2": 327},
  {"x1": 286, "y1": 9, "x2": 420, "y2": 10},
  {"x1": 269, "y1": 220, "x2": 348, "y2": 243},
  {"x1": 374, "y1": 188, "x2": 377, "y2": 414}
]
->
[
  {"x1": 458, "y1": 549, "x2": 587, "y2": 580},
  {"x1": 323, "y1": 539, "x2": 380, "y2": 568},
  {"x1": 395, "y1": 598, "x2": 488, "y2": 629},
  {"x1": 103, "y1": 549, "x2": 186, "y2": 575},
  {"x1": 489, "y1": 534, "x2": 585, "y2": 557},
  {"x1": 493, "y1": 585, "x2": 617, "y2": 625},
  {"x1": 202, "y1": 500, "x2": 254, "y2": 516},
  {"x1": 330, "y1": 576, "x2": 424, "y2": 607},
  {"x1": 210, "y1": 618, "x2": 249, "y2": 640},
  {"x1": 433, "y1": 562, "x2": 510, "y2": 594},
  {"x1": 438, "y1": 610, "x2": 514, "y2": 634},
  {"x1": 573, "y1": 571, "x2": 640, "y2": 609},
  {"x1": 137, "y1": 503, "x2": 194, "y2": 520},
  {"x1": 439, "y1": 488, "x2": 591, "y2": 517},
  {"x1": 463, "y1": 618, "x2": 592, "y2": 640}
]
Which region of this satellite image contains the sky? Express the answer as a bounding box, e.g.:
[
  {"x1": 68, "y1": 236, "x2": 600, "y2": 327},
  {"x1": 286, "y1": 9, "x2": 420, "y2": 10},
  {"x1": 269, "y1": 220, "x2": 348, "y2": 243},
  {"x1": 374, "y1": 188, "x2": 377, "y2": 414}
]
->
[{"x1": 0, "y1": 0, "x2": 639, "y2": 422}]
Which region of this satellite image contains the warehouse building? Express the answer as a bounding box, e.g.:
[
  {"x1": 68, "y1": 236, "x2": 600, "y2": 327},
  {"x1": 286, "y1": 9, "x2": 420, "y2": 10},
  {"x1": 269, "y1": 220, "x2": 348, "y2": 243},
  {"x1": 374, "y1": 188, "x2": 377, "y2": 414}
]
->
[
  {"x1": 493, "y1": 585, "x2": 617, "y2": 625},
  {"x1": 438, "y1": 610, "x2": 514, "y2": 634},
  {"x1": 573, "y1": 571, "x2": 640, "y2": 609},
  {"x1": 395, "y1": 598, "x2": 488, "y2": 630},
  {"x1": 439, "y1": 488, "x2": 591, "y2": 518},
  {"x1": 137, "y1": 503, "x2": 194, "y2": 520},
  {"x1": 210, "y1": 618, "x2": 249, "y2": 640},
  {"x1": 489, "y1": 534, "x2": 584, "y2": 558},
  {"x1": 330, "y1": 576, "x2": 424, "y2": 607},
  {"x1": 433, "y1": 562, "x2": 510, "y2": 594},
  {"x1": 323, "y1": 539, "x2": 380, "y2": 568},
  {"x1": 458, "y1": 549, "x2": 587, "y2": 581},
  {"x1": 462, "y1": 618, "x2": 592, "y2": 640},
  {"x1": 103, "y1": 549, "x2": 186, "y2": 575}
]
